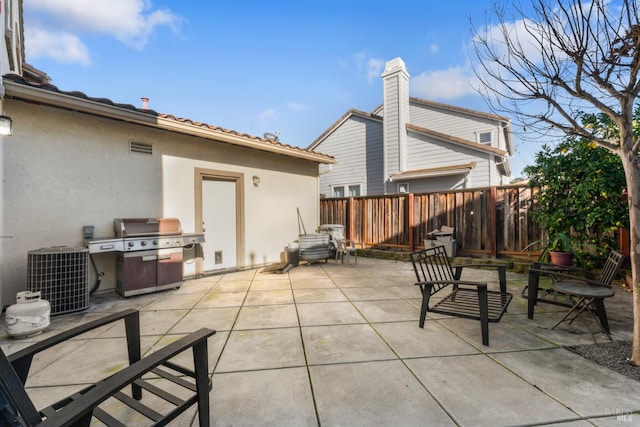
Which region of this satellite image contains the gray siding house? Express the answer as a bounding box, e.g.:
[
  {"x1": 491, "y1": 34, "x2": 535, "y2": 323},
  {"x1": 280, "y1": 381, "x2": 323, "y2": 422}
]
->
[{"x1": 309, "y1": 58, "x2": 514, "y2": 197}]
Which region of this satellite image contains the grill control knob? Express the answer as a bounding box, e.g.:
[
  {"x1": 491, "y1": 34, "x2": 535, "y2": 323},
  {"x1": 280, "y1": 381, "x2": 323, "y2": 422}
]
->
[
  {"x1": 153, "y1": 240, "x2": 158, "y2": 246},
  {"x1": 127, "y1": 241, "x2": 134, "y2": 247},
  {"x1": 141, "y1": 241, "x2": 147, "y2": 246}
]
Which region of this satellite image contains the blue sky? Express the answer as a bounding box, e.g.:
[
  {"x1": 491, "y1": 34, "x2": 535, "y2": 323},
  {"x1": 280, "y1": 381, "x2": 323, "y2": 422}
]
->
[{"x1": 22, "y1": 0, "x2": 546, "y2": 178}]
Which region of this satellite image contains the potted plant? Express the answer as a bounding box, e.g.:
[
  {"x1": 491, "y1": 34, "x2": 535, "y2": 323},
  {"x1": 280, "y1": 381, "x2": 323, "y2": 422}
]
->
[{"x1": 524, "y1": 233, "x2": 580, "y2": 266}]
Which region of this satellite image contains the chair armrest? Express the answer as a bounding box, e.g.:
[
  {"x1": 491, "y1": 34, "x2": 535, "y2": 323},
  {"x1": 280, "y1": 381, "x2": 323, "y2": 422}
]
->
[
  {"x1": 415, "y1": 280, "x2": 487, "y2": 289},
  {"x1": 455, "y1": 263, "x2": 505, "y2": 270},
  {"x1": 454, "y1": 263, "x2": 506, "y2": 277},
  {"x1": 38, "y1": 328, "x2": 217, "y2": 427},
  {"x1": 454, "y1": 264, "x2": 507, "y2": 293},
  {"x1": 533, "y1": 270, "x2": 601, "y2": 286},
  {"x1": 529, "y1": 262, "x2": 594, "y2": 279},
  {"x1": 8, "y1": 309, "x2": 140, "y2": 384}
]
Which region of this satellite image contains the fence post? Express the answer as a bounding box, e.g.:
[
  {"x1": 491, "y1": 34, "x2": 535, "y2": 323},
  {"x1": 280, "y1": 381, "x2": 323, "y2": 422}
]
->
[
  {"x1": 491, "y1": 187, "x2": 498, "y2": 258},
  {"x1": 408, "y1": 193, "x2": 415, "y2": 251},
  {"x1": 348, "y1": 197, "x2": 354, "y2": 241}
]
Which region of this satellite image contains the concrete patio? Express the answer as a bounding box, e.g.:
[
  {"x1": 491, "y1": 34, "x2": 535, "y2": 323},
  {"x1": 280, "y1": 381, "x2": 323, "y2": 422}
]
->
[{"x1": 1, "y1": 256, "x2": 638, "y2": 426}]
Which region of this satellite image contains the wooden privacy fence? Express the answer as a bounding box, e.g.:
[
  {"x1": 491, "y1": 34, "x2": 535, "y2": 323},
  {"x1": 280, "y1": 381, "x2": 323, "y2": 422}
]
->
[{"x1": 319, "y1": 185, "x2": 543, "y2": 258}]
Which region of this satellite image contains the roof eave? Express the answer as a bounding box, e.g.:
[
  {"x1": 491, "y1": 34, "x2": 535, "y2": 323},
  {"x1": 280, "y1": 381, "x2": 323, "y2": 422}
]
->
[
  {"x1": 389, "y1": 162, "x2": 477, "y2": 181},
  {"x1": 308, "y1": 108, "x2": 382, "y2": 150},
  {"x1": 407, "y1": 123, "x2": 508, "y2": 157},
  {"x1": 3, "y1": 79, "x2": 335, "y2": 165}
]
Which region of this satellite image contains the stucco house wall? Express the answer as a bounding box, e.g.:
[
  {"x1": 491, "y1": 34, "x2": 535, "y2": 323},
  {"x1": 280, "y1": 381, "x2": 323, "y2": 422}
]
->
[{"x1": 0, "y1": 89, "x2": 330, "y2": 306}]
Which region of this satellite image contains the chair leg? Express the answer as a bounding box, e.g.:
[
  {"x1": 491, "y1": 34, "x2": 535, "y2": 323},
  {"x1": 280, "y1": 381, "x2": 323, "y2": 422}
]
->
[
  {"x1": 551, "y1": 297, "x2": 587, "y2": 330},
  {"x1": 193, "y1": 339, "x2": 211, "y2": 427},
  {"x1": 419, "y1": 288, "x2": 432, "y2": 328},
  {"x1": 124, "y1": 311, "x2": 142, "y2": 400},
  {"x1": 593, "y1": 298, "x2": 611, "y2": 334},
  {"x1": 478, "y1": 287, "x2": 489, "y2": 346},
  {"x1": 551, "y1": 296, "x2": 611, "y2": 335}
]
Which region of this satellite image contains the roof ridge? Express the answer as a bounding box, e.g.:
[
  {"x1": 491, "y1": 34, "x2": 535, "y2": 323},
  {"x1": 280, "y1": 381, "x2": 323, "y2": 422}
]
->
[{"x1": 3, "y1": 74, "x2": 334, "y2": 161}]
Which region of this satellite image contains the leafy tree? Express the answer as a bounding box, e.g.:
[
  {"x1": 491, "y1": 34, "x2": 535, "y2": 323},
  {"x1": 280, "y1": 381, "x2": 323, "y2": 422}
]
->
[
  {"x1": 524, "y1": 125, "x2": 629, "y2": 255},
  {"x1": 472, "y1": 0, "x2": 640, "y2": 364}
]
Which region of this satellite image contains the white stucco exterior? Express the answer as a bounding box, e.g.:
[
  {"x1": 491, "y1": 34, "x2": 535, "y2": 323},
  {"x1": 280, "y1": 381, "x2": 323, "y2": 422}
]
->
[
  {"x1": 0, "y1": 0, "x2": 332, "y2": 309},
  {"x1": 0, "y1": 86, "x2": 332, "y2": 307}
]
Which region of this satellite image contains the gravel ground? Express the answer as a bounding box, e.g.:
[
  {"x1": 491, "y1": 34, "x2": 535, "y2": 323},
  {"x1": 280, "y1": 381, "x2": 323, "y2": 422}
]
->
[{"x1": 566, "y1": 341, "x2": 640, "y2": 382}]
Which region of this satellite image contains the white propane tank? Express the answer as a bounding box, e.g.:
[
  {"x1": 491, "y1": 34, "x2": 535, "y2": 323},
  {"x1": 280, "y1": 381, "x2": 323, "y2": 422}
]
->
[{"x1": 5, "y1": 291, "x2": 51, "y2": 338}]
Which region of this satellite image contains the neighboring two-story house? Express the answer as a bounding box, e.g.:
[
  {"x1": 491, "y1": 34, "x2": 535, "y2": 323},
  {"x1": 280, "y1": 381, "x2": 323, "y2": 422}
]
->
[{"x1": 309, "y1": 57, "x2": 514, "y2": 197}]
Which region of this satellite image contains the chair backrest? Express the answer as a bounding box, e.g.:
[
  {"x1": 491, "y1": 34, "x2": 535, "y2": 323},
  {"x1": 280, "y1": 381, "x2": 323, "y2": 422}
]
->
[
  {"x1": 410, "y1": 245, "x2": 454, "y2": 295},
  {"x1": 0, "y1": 348, "x2": 42, "y2": 426},
  {"x1": 597, "y1": 250, "x2": 625, "y2": 287}
]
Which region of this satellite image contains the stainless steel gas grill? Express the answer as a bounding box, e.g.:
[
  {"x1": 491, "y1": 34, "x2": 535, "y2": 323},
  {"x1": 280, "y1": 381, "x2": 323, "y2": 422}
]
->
[{"x1": 86, "y1": 218, "x2": 205, "y2": 297}]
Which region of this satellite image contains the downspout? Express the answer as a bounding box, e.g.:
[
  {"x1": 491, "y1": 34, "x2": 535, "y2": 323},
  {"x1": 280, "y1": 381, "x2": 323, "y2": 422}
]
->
[{"x1": 0, "y1": 85, "x2": 5, "y2": 312}]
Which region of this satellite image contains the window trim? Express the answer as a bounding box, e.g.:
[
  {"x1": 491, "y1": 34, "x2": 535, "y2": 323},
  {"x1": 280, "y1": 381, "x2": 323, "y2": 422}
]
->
[
  {"x1": 397, "y1": 182, "x2": 410, "y2": 194},
  {"x1": 477, "y1": 131, "x2": 492, "y2": 145},
  {"x1": 331, "y1": 183, "x2": 361, "y2": 198}
]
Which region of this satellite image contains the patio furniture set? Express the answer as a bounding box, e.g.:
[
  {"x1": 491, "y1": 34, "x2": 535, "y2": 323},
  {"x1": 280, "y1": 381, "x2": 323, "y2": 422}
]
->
[{"x1": 0, "y1": 244, "x2": 624, "y2": 425}]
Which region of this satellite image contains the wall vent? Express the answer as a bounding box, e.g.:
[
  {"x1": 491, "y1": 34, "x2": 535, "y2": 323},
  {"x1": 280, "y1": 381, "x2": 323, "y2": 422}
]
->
[
  {"x1": 130, "y1": 141, "x2": 153, "y2": 155},
  {"x1": 27, "y1": 246, "x2": 90, "y2": 315}
]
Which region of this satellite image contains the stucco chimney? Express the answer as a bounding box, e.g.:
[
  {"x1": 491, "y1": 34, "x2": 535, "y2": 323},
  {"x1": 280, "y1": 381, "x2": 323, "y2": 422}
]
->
[
  {"x1": 381, "y1": 58, "x2": 410, "y2": 184},
  {"x1": 141, "y1": 97, "x2": 149, "y2": 109}
]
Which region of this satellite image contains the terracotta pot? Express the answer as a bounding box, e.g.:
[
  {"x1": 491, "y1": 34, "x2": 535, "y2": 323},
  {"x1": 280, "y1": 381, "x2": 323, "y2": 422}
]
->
[{"x1": 549, "y1": 251, "x2": 573, "y2": 266}]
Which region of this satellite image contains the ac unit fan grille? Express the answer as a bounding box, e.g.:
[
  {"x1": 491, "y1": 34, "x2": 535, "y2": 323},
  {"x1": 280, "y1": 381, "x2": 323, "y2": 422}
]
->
[{"x1": 27, "y1": 247, "x2": 90, "y2": 315}]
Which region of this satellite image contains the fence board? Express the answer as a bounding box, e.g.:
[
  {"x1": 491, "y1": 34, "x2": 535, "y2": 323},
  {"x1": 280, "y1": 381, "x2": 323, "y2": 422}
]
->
[{"x1": 320, "y1": 185, "x2": 543, "y2": 256}]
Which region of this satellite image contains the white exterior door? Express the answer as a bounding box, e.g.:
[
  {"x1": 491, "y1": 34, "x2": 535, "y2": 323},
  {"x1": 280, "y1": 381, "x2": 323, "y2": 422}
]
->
[{"x1": 202, "y1": 179, "x2": 237, "y2": 271}]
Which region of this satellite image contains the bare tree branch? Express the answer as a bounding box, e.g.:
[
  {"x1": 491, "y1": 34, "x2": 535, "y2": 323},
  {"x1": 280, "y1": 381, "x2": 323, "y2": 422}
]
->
[{"x1": 472, "y1": 0, "x2": 640, "y2": 365}]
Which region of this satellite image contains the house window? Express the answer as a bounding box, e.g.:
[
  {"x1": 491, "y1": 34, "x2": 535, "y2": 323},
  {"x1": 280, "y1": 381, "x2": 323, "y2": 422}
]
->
[
  {"x1": 478, "y1": 131, "x2": 492, "y2": 145},
  {"x1": 332, "y1": 184, "x2": 361, "y2": 198},
  {"x1": 398, "y1": 183, "x2": 410, "y2": 194}
]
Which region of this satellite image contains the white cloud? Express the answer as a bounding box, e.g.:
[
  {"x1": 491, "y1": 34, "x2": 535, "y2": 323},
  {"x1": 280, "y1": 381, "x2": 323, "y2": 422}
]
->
[
  {"x1": 286, "y1": 102, "x2": 309, "y2": 112},
  {"x1": 366, "y1": 58, "x2": 385, "y2": 83},
  {"x1": 410, "y1": 15, "x2": 547, "y2": 101},
  {"x1": 256, "y1": 108, "x2": 277, "y2": 128},
  {"x1": 24, "y1": 0, "x2": 180, "y2": 63},
  {"x1": 25, "y1": 28, "x2": 91, "y2": 65},
  {"x1": 352, "y1": 52, "x2": 385, "y2": 83},
  {"x1": 428, "y1": 43, "x2": 439, "y2": 54},
  {"x1": 412, "y1": 66, "x2": 478, "y2": 100}
]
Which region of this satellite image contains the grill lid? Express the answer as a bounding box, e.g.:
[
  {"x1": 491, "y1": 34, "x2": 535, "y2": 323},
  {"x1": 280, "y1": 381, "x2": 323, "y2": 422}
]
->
[{"x1": 114, "y1": 218, "x2": 183, "y2": 238}]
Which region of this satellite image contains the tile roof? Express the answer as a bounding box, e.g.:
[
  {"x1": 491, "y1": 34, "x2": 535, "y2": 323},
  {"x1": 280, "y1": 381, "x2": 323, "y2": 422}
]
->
[{"x1": 3, "y1": 73, "x2": 335, "y2": 164}]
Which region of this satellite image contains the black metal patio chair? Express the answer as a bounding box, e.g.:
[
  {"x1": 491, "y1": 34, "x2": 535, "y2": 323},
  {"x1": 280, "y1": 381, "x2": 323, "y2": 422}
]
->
[
  {"x1": 410, "y1": 245, "x2": 513, "y2": 346},
  {"x1": 529, "y1": 250, "x2": 625, "y2": 334},
  {"x1": 0, "y1": 309, "x2": 216, "y2": 426}
]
